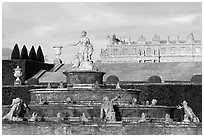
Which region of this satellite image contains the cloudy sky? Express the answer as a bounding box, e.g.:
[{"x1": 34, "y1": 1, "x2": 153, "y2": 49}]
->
[{"x1": 2, "y1": 2, "x2": 202, "y2": 63}]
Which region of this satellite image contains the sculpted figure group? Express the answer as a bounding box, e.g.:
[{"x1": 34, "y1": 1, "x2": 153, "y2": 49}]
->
[{"x1": 71, "y1": 31, "x2": 94, "y2": 70}]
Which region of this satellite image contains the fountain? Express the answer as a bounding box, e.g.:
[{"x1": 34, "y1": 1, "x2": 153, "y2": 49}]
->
[
  {"x1": 28, "y1": 31, "x2": 175, "y2": 122},
  {"x1": 2, "y1": 31, "x2": 201, "y2": 135}
]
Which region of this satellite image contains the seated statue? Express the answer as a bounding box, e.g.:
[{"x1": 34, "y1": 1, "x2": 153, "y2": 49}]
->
[
  {"x1": 3, "y1": 98, "x2": 21, "y2": 121},
  {"x1": 100, "y1": 96, "x2": 120, "y2": 122},
  {"x1": 3, "y1": 98, "x2": 30, "y2": 121},
  {"x1": 138, "y1": 113, "x2": 147, "y2": 123},
  {"x1": 182, "y1": 100, "x2": 199, "y2": 122},
  {"x1": 165, "y1": 114, "x2": 173, "y2": 123}
]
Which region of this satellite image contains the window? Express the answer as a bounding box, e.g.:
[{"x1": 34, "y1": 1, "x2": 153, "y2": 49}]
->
[
  {"x1": 113, "y1": 48, "x2": 118, "y2": 55},
  {"x1": 171, "y1": 47, "x2": 175, "y2": 54},
  {"x1": 161, "y1": 47, "x2": 166, "y2": 54},
  {"x1": 132, "y1": 48, "x2": 137, "y2": 55},
  {"x1": 195, "y1": 47, "x2": 201, "y2": 54},
  {"x1": 122, "y1": 48, "x2": 128, "y2": 55},
  {"x1": 153, "y1": 50, "x2": 157, "y2": 55},
  {"x1": 146, "y1": 48, "x2": 151, "y2": 55},
  {"x1": 180, "y1": 47, "x2": 185, "y2": 54}
]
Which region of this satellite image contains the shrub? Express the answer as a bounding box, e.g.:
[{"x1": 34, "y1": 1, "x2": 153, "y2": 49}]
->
[
  {"x1": 20, "y1": 45, "x2": 29, "y2": 59},
  {"x1": 191, "y1": 75, "x2": 202, "y2": 83},
  {"x1": 36, "y1": 46, "x2": 45, "y2": 63},
  {"x1": 11, "y1": 43, "x2": 20, "y2": 59},
  {"x1": 29, "y1": 46, "x2": 37, "y2": 61},
  {"x1": 25, "y1": 78, "x2": 39, "y2": 85},
  {"x1": 106, "y1": 75, "x2": 119, "y2": 84},
  {"x1": 148, "y1": 75, "x2": 161, "y2": 83}
]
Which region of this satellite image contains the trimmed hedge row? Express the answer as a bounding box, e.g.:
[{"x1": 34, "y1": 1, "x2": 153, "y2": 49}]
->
[
  {"x1": 2, "y1": 60, "x2": 54, "y2": 85},
  {"x1": 2, "y1": 83, "x2": 202, "y2": 121}
]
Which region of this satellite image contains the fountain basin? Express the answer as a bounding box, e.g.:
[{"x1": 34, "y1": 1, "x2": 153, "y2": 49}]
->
[
  {"x1": 63, "y1": 71, "x2": 106, "y2": 86},
  {"x1": 30, "y1": 88, "x2": 141, "y2": 104},
  {"x1": 2, "y1": 121, "x2": 202, "y2": 135},
  {"x1": 2, "y1": 104, "x2": 176, "y2": 121}
]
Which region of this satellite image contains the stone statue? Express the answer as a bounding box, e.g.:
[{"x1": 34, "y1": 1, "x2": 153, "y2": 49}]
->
[
  {"x1": 70, "y1": 31, "x2": 94, "y2": 70},
  {"x1": 29, "y1": 112, "x2": 38, "y2": 122},
  {"x1": 3, "y1": 98, "x2": 21, "y2": 121},
  {"x1": 182, "y1": 100, "x2": 199, "y2": 122},
  {"x1": 3, "y1": 98, "x2": 30, "y2": 121},
  {"x1": 165, "y1": 114, "x2": 173, "y2": 123},
  {"x1": 100, "y1": 96, "x2": 121, "y2": 121},
  {"x1": 150, "y1": 99, "x2": 157, "y2": 106},
  {"x1": 80, "y1": 113, "x2": 88, "y2": 122},
  {"x1": 138, "y1": 113, "x2": 147, "y2": 123}
]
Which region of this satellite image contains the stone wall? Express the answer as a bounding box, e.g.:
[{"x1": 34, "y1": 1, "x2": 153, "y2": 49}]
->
[{"x1": 2, "y1": 122, "x2": 202, "y2": 135}]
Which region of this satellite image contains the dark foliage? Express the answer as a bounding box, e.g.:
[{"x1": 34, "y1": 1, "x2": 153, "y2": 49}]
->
[
  {"x1": 11, "y1": 43, "x2": 20, "y2": 59},
  {"x1": 106, "y1": 75, "x2": 119, "y2": 84},
  {"x1": 137, "y1": 84, "x2": 202, "y2": 121},
  {"x1": 148, "y1": 75, "x2": 161, "y2": 83},
  {"x1": 26, "y1": 78, "x2": 39, "y2": 85},
  {"x1": 29, "y1": 46, "x2": 37, "y2": 61},
  {"x1": 191, "y1": 75, "x2": 202, "y2": 83},
  {"x1": 20, "y1": 45, "x2": 29, "y2": 59},
  {"x1": 2, "y1": 60, "x2": 54, "y2": 85},
  {"x1": 36, "y1": 46, "x2": 45, "y2": 63}
]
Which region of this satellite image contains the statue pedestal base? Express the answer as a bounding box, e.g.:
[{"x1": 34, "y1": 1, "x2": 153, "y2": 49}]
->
[{"x1": 63, "y1": 71, "x2": 106, "y2": 88}]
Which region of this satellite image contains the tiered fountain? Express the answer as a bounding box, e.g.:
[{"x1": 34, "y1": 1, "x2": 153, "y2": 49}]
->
[
  {"x1": 29, "y1": 31, "x2": 175, "y2": 123},
  {"x1": 2, "y1": 31, "x2": 201, "y2": 135}
]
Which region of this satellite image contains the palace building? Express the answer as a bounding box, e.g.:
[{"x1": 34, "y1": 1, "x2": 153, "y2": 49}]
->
[{"x1": 100, "y1": 33, "x2": 202, "y2": 63}]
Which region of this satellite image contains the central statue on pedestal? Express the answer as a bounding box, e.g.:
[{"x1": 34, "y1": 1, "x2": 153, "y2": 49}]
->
[
  {"x1": 71, "y1": 31, "x2": 94, "y2": 71},
  {"x1": 64, "y1": 31, "x2": 105, "y2": 88}
]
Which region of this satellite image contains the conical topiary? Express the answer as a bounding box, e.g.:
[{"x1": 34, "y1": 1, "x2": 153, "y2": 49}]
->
[
  {"x1": 29, "y1": 46, "x2": 37, "y2": 61},
  {"x1": 20, "y1": 45, "x2": 29, "y2": 59},
  {"x1": 11, "y1": 43, "x2": 20, "y2": 59},
  {"x1": 36, "y1": 46, "x2": 45, "y2": 63}
]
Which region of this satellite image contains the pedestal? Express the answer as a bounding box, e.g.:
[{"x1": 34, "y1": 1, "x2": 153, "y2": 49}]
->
[{"x1": 63, "y1": 71, "x2": 106, "y2": 88}]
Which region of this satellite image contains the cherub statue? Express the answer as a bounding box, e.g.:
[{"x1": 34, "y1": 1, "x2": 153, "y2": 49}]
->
[
  {"x1": 72, "y1": 53, "x2": 80, "y2": 69},
  {"x1": 87, "y1": 43, "x2": 93, "y2": 61},
  {"x1": 100, "y1": 95, "x2": 121, "y2": 121}
]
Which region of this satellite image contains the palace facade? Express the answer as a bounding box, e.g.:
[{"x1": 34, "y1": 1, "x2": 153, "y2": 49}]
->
[{"x1": 100, "y1": 33, "x2": 202, "y2": 63}]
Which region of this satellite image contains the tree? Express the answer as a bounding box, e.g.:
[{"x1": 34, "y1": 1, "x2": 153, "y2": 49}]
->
[
  {"x1": 36, "y1": 46, "x2": 45, "y2": 63},
  {"x1": 11, "y1": 43, "x2": 20, "y2": 59},
  {"x1": 29, "y1": 46, "x2": 37, "y2": 61},
  {"x1": 20, "y1": 45, "x2": 29, "y2": 59}
]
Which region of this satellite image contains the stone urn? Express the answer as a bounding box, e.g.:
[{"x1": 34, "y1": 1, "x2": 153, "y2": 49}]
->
[{"x1": 14, "y1": 66, "x2": 22, "y2": 85}]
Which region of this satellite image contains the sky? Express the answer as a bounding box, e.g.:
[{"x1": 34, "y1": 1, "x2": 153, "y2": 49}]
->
[{"x1": 2, "y1": 2, "x2": 202, "y2": 63}]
